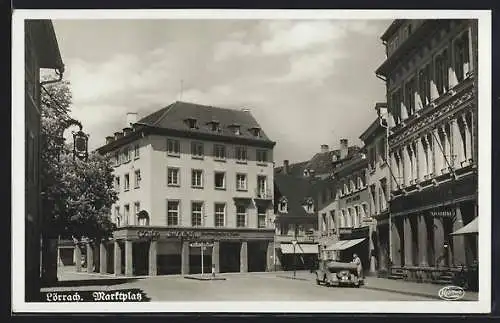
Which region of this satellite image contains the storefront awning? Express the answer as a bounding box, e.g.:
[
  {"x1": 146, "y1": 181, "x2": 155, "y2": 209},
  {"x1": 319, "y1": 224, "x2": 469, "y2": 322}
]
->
[
  {"x1": 325, "y1": 238, "x2": 366, "y2": 251},
  {"x1": 451, "y1": 217, "x2": 478, "y2": 235},
  {"x1": 280, "y1": 243, "x2": 318, "y2": 254}
]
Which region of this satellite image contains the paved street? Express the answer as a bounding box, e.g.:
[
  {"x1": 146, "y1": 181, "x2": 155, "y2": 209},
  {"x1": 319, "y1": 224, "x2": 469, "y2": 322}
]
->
[{"x1": 40, "y1": 266, "x2": 478, "y2": 302}]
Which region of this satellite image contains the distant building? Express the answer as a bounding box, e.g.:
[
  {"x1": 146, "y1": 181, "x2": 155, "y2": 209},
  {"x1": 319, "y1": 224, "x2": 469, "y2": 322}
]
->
[
  {"x1": 359, "y1": 103, "x2": 391, "y2": 275},
  {"x1": 273, "y1": 171, "x2": 319, "y2": 271},
  {"x1": 97, "y1": 101, "x2": 276, "y2": 276},
  {"x1": 375, "y1": 19, "x2": 478, "y2": 280},
  {"x1": 25, "y1": 20, "x2": 65, "y2": 301}
]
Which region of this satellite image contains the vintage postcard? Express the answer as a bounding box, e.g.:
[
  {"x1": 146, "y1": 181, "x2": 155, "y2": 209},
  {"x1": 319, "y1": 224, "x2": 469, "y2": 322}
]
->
[{"x1": 11, "y1": 9, "x2": 492, "y2": 313}]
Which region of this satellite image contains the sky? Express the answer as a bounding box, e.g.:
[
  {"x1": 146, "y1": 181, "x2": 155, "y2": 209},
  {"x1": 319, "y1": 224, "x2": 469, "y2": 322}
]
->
[{"x1": 51, "y1": 19, "x2": 390, "y2": 165}]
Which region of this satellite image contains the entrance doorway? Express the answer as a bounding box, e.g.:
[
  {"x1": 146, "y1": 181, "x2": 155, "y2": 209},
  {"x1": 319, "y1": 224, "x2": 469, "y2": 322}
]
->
[
  {"x1": 219, "y1": 242, "x2": 240, "y2": 273},
  {"x1": 133, "y1": 241, "x2": 149, "y2": 276},
  {"x1": 248, "y1": 241, "x2": 267, "y2": 272}
]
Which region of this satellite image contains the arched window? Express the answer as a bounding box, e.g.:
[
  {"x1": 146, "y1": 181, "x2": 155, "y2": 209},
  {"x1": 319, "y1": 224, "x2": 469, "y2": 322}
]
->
[{"x1": 137, "y1": 210, "x2": 150, "y2": 226}]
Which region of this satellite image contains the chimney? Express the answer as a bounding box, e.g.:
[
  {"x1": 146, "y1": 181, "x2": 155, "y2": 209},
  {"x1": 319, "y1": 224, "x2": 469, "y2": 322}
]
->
[
  {"x1": 114, "y1": 131, "x2": 123, "y2": 140},
  {"x1": 241, "y1": 108, "x2": 250, "y2": 113},
  {"x1": 105, "y1": 136, "x2": 114, "y2": 145},
  {"x1": 340, "y1": 138, "x2": 348, "y2": 159},
  {"x1": 123, "y1": 127, "x2": 133, "y2": 136},
  {"x1": 283, "y1": 160, "x2": 290, "y2": 174},
  {"x1": 126, "y1": 112, "x2": 138, "y2": 127},
  {"x1": 320, "y1": 144, "x2": 329, "y2": 153}
]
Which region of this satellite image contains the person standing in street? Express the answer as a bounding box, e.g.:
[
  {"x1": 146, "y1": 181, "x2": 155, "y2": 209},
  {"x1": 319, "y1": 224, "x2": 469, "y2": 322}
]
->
[{"x1": 353, "y1": 253, "x2": 363, "y2": 279}]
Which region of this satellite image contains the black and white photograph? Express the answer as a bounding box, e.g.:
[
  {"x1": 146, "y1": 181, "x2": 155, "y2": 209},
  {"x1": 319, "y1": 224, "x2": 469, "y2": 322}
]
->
[{"x1": 12, "y1": 9, "x2": 492, "y2": 313}]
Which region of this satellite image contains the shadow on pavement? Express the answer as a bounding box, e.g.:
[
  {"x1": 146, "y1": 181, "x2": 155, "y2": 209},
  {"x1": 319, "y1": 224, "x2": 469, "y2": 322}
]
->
[{"x1": 43, "y1": 278, "x2": 141, "y2": 288}]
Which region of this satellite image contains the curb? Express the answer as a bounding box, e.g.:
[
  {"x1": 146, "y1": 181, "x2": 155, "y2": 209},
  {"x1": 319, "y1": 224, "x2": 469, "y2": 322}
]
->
[
  {"x1": 184, "y1": 276, "x2": 227, "y2": 281},
  {"x1": 276, "y1": 275, "x2": 310, "y2": 281}
]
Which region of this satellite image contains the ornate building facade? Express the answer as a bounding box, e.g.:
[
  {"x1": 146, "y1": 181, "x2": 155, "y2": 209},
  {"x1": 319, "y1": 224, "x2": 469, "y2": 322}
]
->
[{"x1": 375, "y1": 19, "x2": 478, "y2": 280}]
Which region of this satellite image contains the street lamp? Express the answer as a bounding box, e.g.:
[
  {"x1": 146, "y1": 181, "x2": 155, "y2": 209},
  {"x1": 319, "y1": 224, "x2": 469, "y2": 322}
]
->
[{"x1": 291, "y1": 238, "x2": 298, "y2": 279}]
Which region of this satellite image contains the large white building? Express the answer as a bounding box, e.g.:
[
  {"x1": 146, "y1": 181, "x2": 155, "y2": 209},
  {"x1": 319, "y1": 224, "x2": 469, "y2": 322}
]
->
[{"x1": 95, "y1": 101, "x2": 276, "y2": 276}]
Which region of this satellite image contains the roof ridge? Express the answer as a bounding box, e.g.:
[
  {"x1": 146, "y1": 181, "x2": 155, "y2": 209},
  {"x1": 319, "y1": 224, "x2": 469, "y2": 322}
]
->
[{"x1": 177, "y1": 100, "x2": 251, "y2": 116}]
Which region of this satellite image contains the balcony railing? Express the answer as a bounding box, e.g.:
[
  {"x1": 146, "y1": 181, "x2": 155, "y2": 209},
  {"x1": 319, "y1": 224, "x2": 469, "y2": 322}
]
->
[{"x1": 255, "y1": 188, "x2": 273, "y2": 200}]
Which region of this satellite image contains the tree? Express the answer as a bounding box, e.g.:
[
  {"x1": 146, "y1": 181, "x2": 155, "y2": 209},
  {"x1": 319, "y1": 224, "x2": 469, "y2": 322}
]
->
[{"x1": 40, "y1": 77, "x2": 118, "y2": 244}]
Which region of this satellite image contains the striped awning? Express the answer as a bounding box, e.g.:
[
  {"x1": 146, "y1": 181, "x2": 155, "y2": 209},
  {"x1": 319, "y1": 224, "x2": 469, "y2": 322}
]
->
[
  {"x1": 325, "y1": 238, "x2": 366, "y2": 251},
  {"x1": 280, "y1": 243, "x2": 319, "y2": 254}
]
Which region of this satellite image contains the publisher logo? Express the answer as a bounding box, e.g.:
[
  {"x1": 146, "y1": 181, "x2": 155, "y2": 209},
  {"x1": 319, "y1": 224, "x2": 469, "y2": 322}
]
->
[{"x1": 438, "y1": 286, "x2": 465, "y2": 301}]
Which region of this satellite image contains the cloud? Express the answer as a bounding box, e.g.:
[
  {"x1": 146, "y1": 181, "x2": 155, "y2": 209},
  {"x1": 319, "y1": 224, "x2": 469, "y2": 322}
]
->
[{"x1": 54, "y1": 19, "x2": 390, "y2": 162}]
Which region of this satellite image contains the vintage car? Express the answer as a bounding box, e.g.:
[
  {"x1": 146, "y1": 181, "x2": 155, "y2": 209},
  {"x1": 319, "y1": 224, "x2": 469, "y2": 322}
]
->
[{"x1": 315, "y1": 260, "x2": 364, "y2": 287}]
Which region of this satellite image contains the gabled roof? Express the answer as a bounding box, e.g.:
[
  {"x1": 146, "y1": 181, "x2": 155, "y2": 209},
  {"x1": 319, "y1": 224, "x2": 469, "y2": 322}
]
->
[
  {"x1": 137, "y1": 101, "x2": 273, "y2": 143},
  {"x1": 274, "y1": 146, "x2": 360, "y2": 177},
  {"x1": 274, "y1": 173, "x2": 316, "y2": 218}
]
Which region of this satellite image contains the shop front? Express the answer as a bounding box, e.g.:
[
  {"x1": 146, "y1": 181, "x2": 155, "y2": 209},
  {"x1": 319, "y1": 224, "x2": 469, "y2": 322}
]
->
[
  {"x1": 90, "y1": 227, "x2": 275, "y2": 277},
  {"x1": 388, "y1": 172, "x2": 478, "y2": 282},
  {"x1": 324, "y1": 226, "x2": 370, "y2": 274}
]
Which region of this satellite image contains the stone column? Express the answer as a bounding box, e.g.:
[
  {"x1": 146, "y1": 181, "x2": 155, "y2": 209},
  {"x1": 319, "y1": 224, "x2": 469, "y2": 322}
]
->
[
  {"x1": 266, "y1": 241, "x2": 274, "y2": 272},
  {"x1": 403, "y1": 217, "x2": 413, "y2": 267},
  {"x1": 148, "y1": 240, "x2": 157, "y2": 276},
  {"x1": 181, "y1": 241, "x2": 190, "y2": 275},
  {"x1": 430, "y1": 78, "x2": 439, "y2": 100},
  {"x1": 125, "y1": 240, "x2": 133, "y2": 276},
  {"x1": 433, "y1": 217, "x2": 445, "y2": 267},
  {"x1": 99, "y1": 242, "x2": 107, "y2": 274},
  {"x1": 391, "y1": 220, "x2": 401, "y2": 266},
  {"x1": 114, "y1": 240, "x2": 122, "y2": 276},
  {"x1": 449, "y1": 61, "x2": 459, "y2": 89},
  {"x1": 75, "y1": 245, "x2": 82, "y2": 272},
  {"x1": 462, "y1": 113, "x2": 472, "y2": 163},
  {"x1": 418, "y1": 215, "x2": 429, "y2": 267},
  {"x1": 404, "y1": 147, "x2": 411, "y2": 186},
  {"x1": 369, "y1": 225, "x2": 377, "y2": 275},
  {"x1": 212, "y1": 241, "x2": 220, "y2": 274},
  {"x1": 442, "y1": 124, "x2": 451, "y2": 173},
  {"x1": 86, "y1": 243, "x2": 94, "y2": 273},
  {"x1": 400, "y1": 101, "x2": 409, "y2": 121},
  {"x1": 240, "y1": 241, "x2": 248, "y2": 273},
  {"x1": 433, "y1": 127, "x2": 443, "y2": 176},
  {"x1": 452, "y1": 117, "x2": 465, "y2": 168},
  {"x1": 424, "y1": 134, "x2": 433, "y2": 177},
  {"x1": 452, "y1": 206, "x2": 466, "y2": 266},
  {"x1": 417, "y1": 138, "x2": 426, "y2": 181}
]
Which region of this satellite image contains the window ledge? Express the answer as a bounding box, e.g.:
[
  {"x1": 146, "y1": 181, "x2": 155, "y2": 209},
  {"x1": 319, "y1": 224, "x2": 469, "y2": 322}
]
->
[
  {"x1": 124, "y1": 188, "x2": 130, "y2": 192},
  {"x1": 134, "y1": 156, "x2": 140, "y2": 160},
  {"x1": 168, "y1": 184, "x2": 180, "y2": 187},
  {"x1": 191, "y1": 156, "x2": 204, "y2": 160},
  {"x1": 192, "y1": 186, "x2": 204, "y2": 189},
  {"x1": 134, "y1": 186, "x2": 140, "y2": 189},
  {"x1": 215, "y1": 187, "x2": 226, "y2": 191},
  {"x1": 236, "y1": 161, "x2": 248, "y2": 165},
  {"x1": 167, "y1": 153, "x2": 180, "y2": 158},
  {"x1": 214, "y1": 158, "x2": 226, "y2": 162},
  {"x1": 257, "y1": 162, "x2": 268, "y2": 166},
  {"x1": 236, "y1": 189, "x2": 248, "y2": 192}
]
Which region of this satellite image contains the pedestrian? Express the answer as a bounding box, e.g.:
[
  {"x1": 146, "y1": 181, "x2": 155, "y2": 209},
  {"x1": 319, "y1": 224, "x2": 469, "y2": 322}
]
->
[
  {"x1": 352, "y1": 253, "x2": 363, "y2": 279},
  {"x1": 211, "y1": 264, "x2": 216, "y2": 279}
]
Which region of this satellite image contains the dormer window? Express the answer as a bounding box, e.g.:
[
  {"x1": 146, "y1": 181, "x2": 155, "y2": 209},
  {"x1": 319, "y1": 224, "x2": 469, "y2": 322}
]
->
[
  {"x1": 278, "y1": 197, "x2": 288, "y2": 213},
  {"x1": 303, "y1": 197, "x2": 314, "y2": 213},
  {"x1": 249, "y1": 127, "x2": 261, "y2": 137},
  {"x1": 207, "y1": 120, "x2": 220, "y2": 132},
  {"x1": 229, "y1": 124, "x2": 241, "y2": 135},
  {"x1": 303, "y1": 169, "x2": 309, "y2": 177},
  {"x1": 185, "y1": 117, "x2": 198, "y2": 129}
]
